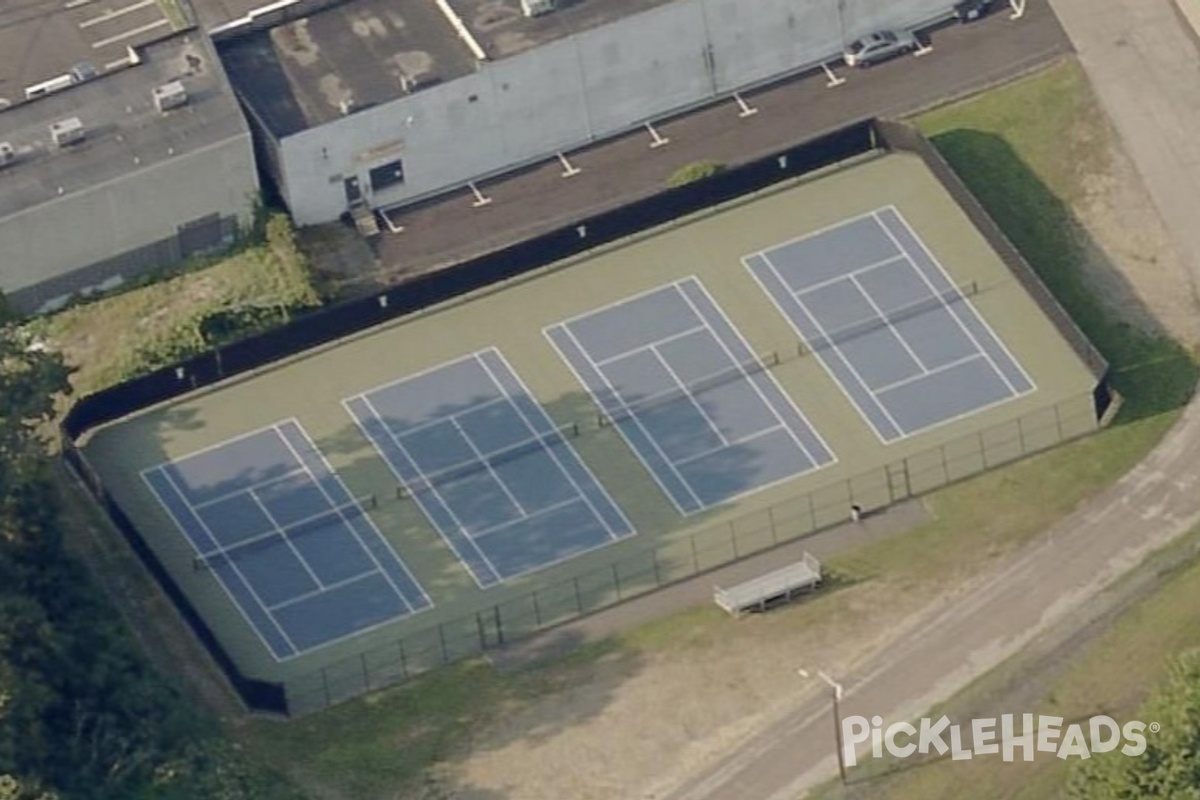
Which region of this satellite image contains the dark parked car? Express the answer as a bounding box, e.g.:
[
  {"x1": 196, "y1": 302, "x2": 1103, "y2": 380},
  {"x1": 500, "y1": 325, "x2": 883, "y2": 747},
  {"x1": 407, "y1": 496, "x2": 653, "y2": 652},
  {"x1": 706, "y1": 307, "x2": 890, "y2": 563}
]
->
[{"x1": 954, "y1": 0, "x2": 994, "y2": 22}]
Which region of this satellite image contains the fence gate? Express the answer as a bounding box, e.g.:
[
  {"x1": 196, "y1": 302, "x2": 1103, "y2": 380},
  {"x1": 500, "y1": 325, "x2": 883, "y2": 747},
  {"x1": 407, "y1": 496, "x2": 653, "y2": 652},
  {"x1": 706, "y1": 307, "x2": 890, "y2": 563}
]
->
[{"x1": 886, "y1": 461, "x2": 912, "y2": 503}]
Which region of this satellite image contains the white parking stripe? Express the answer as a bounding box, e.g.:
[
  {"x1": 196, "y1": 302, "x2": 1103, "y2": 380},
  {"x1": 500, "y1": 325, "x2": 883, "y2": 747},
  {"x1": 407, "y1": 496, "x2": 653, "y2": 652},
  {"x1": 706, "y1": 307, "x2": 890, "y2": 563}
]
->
[
  {"x1": 91, "y1": 18, "x2": 167, "y2": 48},
  {"x1": 79, "y1": 0, "x2": 156, "y2": 28}
]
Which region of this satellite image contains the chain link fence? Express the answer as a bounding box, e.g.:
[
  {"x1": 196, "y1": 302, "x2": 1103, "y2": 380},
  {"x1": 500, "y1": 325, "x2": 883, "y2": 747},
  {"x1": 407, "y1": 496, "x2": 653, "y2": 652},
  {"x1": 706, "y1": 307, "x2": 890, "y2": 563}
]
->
[{"x1": 284, "y1": 391, "x2": 1099, "y2": 715}]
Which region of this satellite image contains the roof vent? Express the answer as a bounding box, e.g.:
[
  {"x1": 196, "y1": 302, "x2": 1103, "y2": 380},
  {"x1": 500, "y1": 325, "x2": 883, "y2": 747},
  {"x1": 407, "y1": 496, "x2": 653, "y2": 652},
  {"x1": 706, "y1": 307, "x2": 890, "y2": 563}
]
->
[
  {"x1": 0, "y1": 142, "x2": 14, "y2": 168},
  {"x1": 153, "y1": 81, "x2": 188, "y2": 112},
  {"x1": 50, "y1": 118, "x2": 86, "y2": 148},
  {"x1": 520, "y1": 0, "x2": 556, "y2": 17}
]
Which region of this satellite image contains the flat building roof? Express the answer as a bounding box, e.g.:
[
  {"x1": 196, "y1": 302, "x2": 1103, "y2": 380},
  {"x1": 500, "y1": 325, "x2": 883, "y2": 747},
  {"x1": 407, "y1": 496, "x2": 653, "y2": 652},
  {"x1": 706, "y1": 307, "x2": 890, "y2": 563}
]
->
[
  {"x1": 216, "y1": 0, "x2": 679, "y2": 136},
  {"x1": 0, "y1": 32, "x2": 249, "y2": 222}
]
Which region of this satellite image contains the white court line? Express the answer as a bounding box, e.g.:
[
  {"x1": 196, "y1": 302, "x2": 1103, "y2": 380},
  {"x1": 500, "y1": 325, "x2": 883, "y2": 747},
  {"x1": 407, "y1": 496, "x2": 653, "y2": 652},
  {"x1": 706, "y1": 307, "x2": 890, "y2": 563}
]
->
[
  {"x1": 79, "y1": 0, "x2": 155, "y2": 28},
  {"x1": 744, "y1": 207, "x2": 891, "y2": 265},
  {"x1": 155, "y1": 466, "x2": 300, "y2": 657},
  {"x1": 190, "y1": 466, "x2": 308, "y2": 511},
  {"x1": 347, "y1": 350, "x2": 490, "y2": 412},
  {"x1": 389, "y1": 395, "x2": 509, "y2": 442},
  {"x1": 873, "y1": 212, "x2": 1019, "y2": 395},
  {"x1": 754, "y1": 254, "x2": 902, "y2": 443},
  {"x1": 449, "y1": 417, "x2": 527, "y2": 516},
  {"x1": 547, "y1": 279, "x2": 695, "y2": 332},
  {"x1": 674, "y1": 425, "x2": 784, "y2": 468},
  {"x1": 471, "y1": 497, "x2": 583, "y2": 542},
  {"x1": 649, "y1": 345, "x2": 729, "y2": 447},
  {"x1": 680, "y1": 278, "x2": 834, "y2": 469},
  {"x1": 592, "y1": 324, "x2": 708, "y2": 367},
  {"x1": 873, "y1": 354, "x2": 983, "y2": 395},
  {"x1": 350, "y1": 397, "x2": 501, "y2": 589},
  {"x1": 275, "y1": 420, "x2": 430, "y2": 612},
  {"x1": 247, "y1": 489, "x2": 326, "y2": 590},
  {"x1": 547, "y1": 323, "x2": 702, "y2": 515},
  {"x1": 880, "y1": 206, "x2": 1037, "y2": 393},
  {"x1": 267, "y1": 570, "x2": 378, "y2": 612},
  {"x1": 90, "y1": 18, "x2": 167, "y2": 48},
  {"x1": 144, "y1": 419, "x2": 290, "y2": 474},
  {"x1": 479, "y1": 348, "x2": 636, "y2": 539},
  {"x1": 848, "y1": 272, "x2": 930, "y2": 373},
  {"x1": 788, "y1": 254, "x2": 909, "y2": 299}
]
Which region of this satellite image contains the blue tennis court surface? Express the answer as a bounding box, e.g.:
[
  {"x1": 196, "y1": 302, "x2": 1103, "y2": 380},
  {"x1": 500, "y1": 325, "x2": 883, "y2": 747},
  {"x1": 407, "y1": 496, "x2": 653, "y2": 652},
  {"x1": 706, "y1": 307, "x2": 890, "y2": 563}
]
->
[
  {"x1": 745, "y1": 207, "x2": 1035, "y2": 442},
  {"x1": 545, "y1": 277, "x2": 834, "y2": 516},
  {"x1": 344, "y1": 349, "x2": 635, "y2": 588},
  {"x1": 141, "y1": 421, "x2": 431, "y2": 661}
]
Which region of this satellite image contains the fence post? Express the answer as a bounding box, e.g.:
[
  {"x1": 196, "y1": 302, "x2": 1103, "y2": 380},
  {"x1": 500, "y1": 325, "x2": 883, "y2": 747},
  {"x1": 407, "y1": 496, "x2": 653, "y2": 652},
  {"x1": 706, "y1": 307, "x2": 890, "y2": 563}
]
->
[
  {"x1": 979, "y1": 430, "x2": 988, "y2": 469},
  {"x1": 398, "y1": 640, "x2": 409, "y2": 680},
  {"x1": 532, "y1": 590, "x2": 542, "y2": 627},
  {"x1": 1017, "y1": 415, "x2": 1027, "y2": 452},
  {"x1": 438, "y1": 623, "x2": 449, "y2": 663},
  {"x1": 612, "y1": 563, "x2": 622, "y2": 600},
  {"x1": 730, "y1": 523, "x2": 739, "y2": 559},
  {"x1": 494, "y1": 605, "x2": 504, "y2": 647},
  {"x1": 652, "y1": 548, "x2": 661, "y2": 584},
  {"x1": 321, "y1": 667, "x2": 331, "y2": 708},
  {"x1": 767, "y1": 506, "x2": 778, "y2": 546},
  {"x1": 690, "y1": 535, "x2": 700, "y2": 573},
  {"x1": 573, "y1": 577, "x2": 583, "y2": 613},
  {"x1": 1054, "y1": 403, "x2": 1064, "y2": 440},
  {"x1": 807, "y1": 492, "x2": 816, "y2": 532},
  {"x1": 940, "y1": 444, "x2": 950, "y2": 482},
  {"x1": 361, "y1": 653, "x2": 370, "y2": 689}
]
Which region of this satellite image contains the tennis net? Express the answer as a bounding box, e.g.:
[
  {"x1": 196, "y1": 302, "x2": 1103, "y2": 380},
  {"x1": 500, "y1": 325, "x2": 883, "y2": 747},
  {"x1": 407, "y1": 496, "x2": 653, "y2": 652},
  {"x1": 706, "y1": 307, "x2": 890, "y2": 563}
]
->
[
  {"x1": 193, "y1": 493, "x2": 377, "y2": 571},
  {"x1": 597, "y1": 350, "x2": 780, "y2": 428},
  {"x1": 396, "y1": 422, "x2": 580, "y2": 498},
  {"x1": 799, "y1": 281, "x2": 978, "y2": 356}
]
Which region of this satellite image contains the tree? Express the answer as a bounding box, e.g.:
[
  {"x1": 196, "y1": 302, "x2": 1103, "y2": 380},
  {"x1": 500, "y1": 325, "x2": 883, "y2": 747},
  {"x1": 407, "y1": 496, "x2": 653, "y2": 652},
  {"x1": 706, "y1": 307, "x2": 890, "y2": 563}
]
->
[
  {"x1": 1068, "y1": 648, "x2": 1200, "y2": 798},
  {"x1": 0, "y1": 321, "x2": 301, "y2": 798}
]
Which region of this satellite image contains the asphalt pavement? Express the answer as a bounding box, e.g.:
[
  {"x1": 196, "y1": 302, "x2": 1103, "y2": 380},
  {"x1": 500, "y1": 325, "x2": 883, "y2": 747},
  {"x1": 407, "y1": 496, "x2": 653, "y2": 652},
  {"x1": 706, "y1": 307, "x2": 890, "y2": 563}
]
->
[
  {"x1": 655, "y1": 2, "x2": 1200, "y2": 798},
  {"x1": 374, "y1": 2, "x2": 1072, "y2": 281}
]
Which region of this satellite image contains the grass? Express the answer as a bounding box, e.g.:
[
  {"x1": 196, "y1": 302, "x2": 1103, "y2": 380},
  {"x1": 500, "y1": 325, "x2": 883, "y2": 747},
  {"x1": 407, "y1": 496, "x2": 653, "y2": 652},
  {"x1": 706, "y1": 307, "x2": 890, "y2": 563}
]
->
[
  {"x1": 805, "y1": 524, "x2": 1200, "y2": 800},
  {"x1": 28, "y1": 215, "x2": 322, "y2": 398},
  {"x1": 229, "y1": 60, "x2": 1199, "y2": 799}
]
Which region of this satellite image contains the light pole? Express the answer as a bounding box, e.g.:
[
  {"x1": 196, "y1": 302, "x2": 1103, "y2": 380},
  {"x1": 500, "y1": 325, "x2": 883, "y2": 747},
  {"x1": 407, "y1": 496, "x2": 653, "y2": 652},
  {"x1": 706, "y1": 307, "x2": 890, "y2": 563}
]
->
[{"x1": 799, "y1": 668, "x2": 848, "y2": 784}]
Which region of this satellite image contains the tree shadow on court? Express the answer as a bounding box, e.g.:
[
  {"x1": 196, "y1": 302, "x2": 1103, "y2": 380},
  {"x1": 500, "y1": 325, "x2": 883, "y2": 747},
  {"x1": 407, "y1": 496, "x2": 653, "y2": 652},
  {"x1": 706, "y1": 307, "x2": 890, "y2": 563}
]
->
[{"x1": 925, "y1": 128, "x2": 1198, "y2": 425}]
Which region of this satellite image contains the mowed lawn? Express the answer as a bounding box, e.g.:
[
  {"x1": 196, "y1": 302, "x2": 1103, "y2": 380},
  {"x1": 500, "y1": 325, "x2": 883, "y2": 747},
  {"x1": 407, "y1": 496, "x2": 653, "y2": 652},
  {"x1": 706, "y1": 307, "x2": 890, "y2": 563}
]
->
[
  {"x1": 234, "y1": 61, "x2": 1199, "y2": 800},
  {"x1": 803, "y1": 61, "x2": 1200, "y2": 800}
]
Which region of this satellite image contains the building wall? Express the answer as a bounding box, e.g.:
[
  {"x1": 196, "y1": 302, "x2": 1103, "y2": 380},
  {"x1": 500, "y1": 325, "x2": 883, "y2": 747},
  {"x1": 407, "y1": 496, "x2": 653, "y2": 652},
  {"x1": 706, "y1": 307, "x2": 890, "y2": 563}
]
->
[
  {"x1": 276, "y1": 0, "x2": 954, "y2": 225},
  {"x1": 0, "y1": 133, "x2": 258, "y2": 313}
]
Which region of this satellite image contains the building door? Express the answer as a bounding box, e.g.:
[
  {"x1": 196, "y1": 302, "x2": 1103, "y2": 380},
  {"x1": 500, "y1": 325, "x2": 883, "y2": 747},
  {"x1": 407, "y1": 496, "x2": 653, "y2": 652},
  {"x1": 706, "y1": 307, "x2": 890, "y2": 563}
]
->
[{"x1": 344, "y1": 175, "x2": 362, "y2": 205}]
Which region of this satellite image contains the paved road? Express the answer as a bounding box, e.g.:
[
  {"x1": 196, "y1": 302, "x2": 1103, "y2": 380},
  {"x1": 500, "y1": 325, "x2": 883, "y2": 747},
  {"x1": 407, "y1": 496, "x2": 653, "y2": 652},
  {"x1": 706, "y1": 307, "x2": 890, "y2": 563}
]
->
[
  {"x1": 375, "y1": 2, "x2": 1071, "y2": 280},
  {"x1": 656, "y1": 3, "x2": 1200, "y2": 799}
]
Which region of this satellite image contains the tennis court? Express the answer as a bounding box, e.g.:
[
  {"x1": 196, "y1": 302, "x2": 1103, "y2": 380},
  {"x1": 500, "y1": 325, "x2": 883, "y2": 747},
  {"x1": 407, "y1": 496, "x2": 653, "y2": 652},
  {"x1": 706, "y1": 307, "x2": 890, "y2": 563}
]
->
[
  {"x1": 745, "y1": 206, "x2": 1035, "y2": 443},
  {"x1": 544, "y1": 277, "x2": 835, "y2": 515},
  {"x1": 140, "y1": 420, "x2": 431, "y2": 661},
  {"x1": 344, "y1": 348, "x2": 635, "y2": 588}
]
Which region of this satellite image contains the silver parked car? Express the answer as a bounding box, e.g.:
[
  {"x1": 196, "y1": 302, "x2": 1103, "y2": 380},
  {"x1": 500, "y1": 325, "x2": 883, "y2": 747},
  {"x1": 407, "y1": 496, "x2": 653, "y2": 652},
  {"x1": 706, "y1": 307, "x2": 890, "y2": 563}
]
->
[{"x1": 842, "y1": 30, "x2": 919, "y2": 67}]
